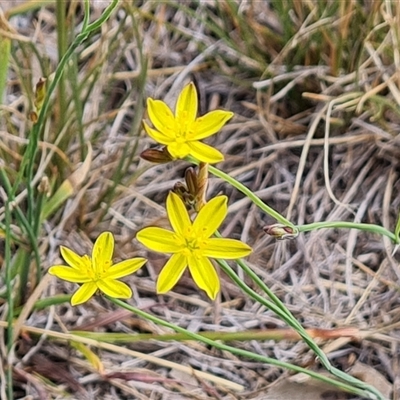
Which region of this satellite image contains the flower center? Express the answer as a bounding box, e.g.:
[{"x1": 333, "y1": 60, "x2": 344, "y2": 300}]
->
[
  {"x1": 180, "y1": 227, "x2": 208, "y2": 256},
  {"x1": 85, "y1": 256, "x2": 112, "y2": 282},
  {"x1": 185, "y1": 236, "x2": 201, "y2": 251},
  {"x1": 176, "y1": 114, "x2": 194, "y2": 142}
]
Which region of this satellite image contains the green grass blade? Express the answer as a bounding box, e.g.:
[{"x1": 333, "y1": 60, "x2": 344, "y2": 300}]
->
[{"x1": 0, "y1": 32, "x2": 11, "y2": 103}]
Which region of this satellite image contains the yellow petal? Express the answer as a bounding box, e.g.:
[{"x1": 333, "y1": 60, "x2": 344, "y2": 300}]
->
[
  {"x1": 60, "y1": 246, "x2": 89, "y2": 270},
  {"x1": 167, "y1": 192, "x2": 192, "y2": 236},
  {"x1": 156, "y1": 253, "x2": 187, "y2": 294},
  {"x1": 143, "y1": 121, "x2": 174, "y2": 145},
  {"x1": 107, "y1": 257, "x2": 146, "y2": 279},
  {"x1": 192, "y1": 110, "x2": 234, "y2": 140},
  {"x1": 97, "y1": 279, "x2": 132, "y2": 299},
  {"x1": 48, "y1": 266, "x2": 91, "y2": 283},
  {"x1": 203, "y1": 238, "x2": 252, "y2": 259},
  {"x1": 166, "y1": 142, "x2": 191, "y2": 159},
  {"x1": 187, "y1": 255, "x2": 219, "y2": 300},
  {"x1": 71, "y1": 282, "x2": 97, "y2": 305},
  {"x1": 187, "y1": 141, "x2": 224, "y2": 163},
  {"x1": 137, "y1": 227, "x2": 180, "y2": 253},
  {"x1": 175, "y1": 82, "x2": 197, "y2": 125},
  {"x1": 92, "y1": 232, "x2": 114, "y2": 274},
  {"x1": 147, "y1": 98, "x2": 177, "y2": 137},
  {"x1": 193, "y1": 196, "x2": 227, "y2": 238}
]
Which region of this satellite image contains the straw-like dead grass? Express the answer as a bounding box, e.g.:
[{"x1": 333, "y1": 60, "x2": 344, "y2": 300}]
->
[{"x1": 1, "y1": 1, "x2": 400, "y2": 399}]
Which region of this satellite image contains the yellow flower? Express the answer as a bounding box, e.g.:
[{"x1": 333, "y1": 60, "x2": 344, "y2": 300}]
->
[
  {"x1": 136, "y1": 192, "x2": 252, "y2": 300},
  {"x1": 49, "y1": 232, "x2": 146, "y2": 306},
  {"x1": 143, "y1": 82, "x2": 234, "y2": 163}
]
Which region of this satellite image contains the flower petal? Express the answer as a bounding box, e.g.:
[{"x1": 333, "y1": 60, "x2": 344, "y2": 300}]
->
[
  {"x1": 187, "y1": 255, "x2": 219, "y2": 300},
  {"x1": 97, "y1": 279, "x2": 132, "y2": 299},
  {"x1": 166, "y1": 142, "x2": 191, "y2": 159},
  {"x1": 175, "y1": 82, "x2": 197, "y2": 125},
  {"x1": 147, "y1": 98, "x2": 177, "y2": 137},
  {"x1": 60, "y1": 246, "x2": 88, "y2": 270},
  {"x1": 71, "y1": 282, "x2": 97, "y2": 306},
  {"x1": 156, "y1": 253, "x2": 187, "y2": 294},
  {"x1": 192, "y1": 110, "x2": 234, "y2": 140},
  {"x1": 143, "y1": 121, "x2": 174, "y2": 145},
  {"x1": 48, "y1": 266, "x2": 91, "y2": 283},
  {"x1": 107, "y1": 257, "x2": 147, "y2": 279},
  {"x1": 137, "y1": 227, "x2": 181, "y2": 253},
  {"x1": 203, "y1": 238, "x2": 252, "y2": 259},
  {"x1": 186, "y1": 141, "x2": 224, "y2": 163},
  {"x1": 92, "y1": 232, "x2": 114, "y2": 274},
  {"x1": 193, "y1": 196, "x2": 227, "y2": 238},
  {"x1": 166, "y1": 191, "x2": 192, "y2": 236}
]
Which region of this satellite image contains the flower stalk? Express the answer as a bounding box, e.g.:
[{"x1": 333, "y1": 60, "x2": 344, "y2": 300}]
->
[{"x1": 109, "y1": 298, "x2": 386, "y2": 400}]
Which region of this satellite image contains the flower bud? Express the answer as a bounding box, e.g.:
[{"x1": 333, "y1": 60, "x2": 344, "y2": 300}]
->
[
  {"x1": 173, "y1": 182, "x2": 196, "y2": 209},
  {"x1": 34, "y1": 77, "x2": 47, "y2": 112},
  {"x1": 263, "y1": 224, "x2": 298, "y2": 240},
  {"x1": 140, "y1": 147, "x2": 173, "y2": 164},
  {"x1": 185, "y1": 167, "x2": 197, "y2": 196}
]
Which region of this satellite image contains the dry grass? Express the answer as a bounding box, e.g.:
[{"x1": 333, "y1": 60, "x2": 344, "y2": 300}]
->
[{"x1": 1, "y1": 1, "x2": 400, "y2": 399}]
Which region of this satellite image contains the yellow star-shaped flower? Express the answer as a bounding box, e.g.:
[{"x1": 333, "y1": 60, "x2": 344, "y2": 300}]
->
[
  {"x1": 143, "y1": 82, "x2": 234, "y2": 163},
  {"x1": 49, "y1": 232, "x2": 146, "y2": 305},
  {"x1": 136, "y1": 192, "x2": 252, "y2": 300}
]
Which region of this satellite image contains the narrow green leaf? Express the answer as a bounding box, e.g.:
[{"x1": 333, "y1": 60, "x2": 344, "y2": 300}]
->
[
  {"x1": 0, "y1": 33, "x2": 11, "y2": 103},
  {"x1": 395, "y1": 210, "x2": 400, "y2": 243}
]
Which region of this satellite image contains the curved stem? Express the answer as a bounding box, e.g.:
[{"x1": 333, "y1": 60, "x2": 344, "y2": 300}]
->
[
  {"x1": 189, "y1": 158, "x2": 398, "y2": 245},
  {"x1": 109, "y1": 298, "x2": 382, "y2": 399},
  {"x1": 216, "y1": 257, "x2": 385, "y2": 400},
  {"x1": 296, "y1": 221, "x2": 398, "y2": 243},
  {"x1": 187, "y1": 157, "x2": 294, "y2": 228}
]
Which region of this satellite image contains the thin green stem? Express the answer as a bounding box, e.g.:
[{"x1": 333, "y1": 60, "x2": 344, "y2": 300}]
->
[
  {"x1": 192, "y1": 160, "x2": 398, "y2": 245},
  {"x1": 4, "y1": 197, "x2": 13, "y2": 400},
  {"x1": 3, "y1": 0, "x2": 119, "y2": 306},
  {"x1": 70, "y1": 52, "x2": 85, "y2": 160},
  {"x1": 109, "y1": 298, "x2": 384, "y2": 399},
  {"x1": 208, "y1": 164, "x2": 293, "y2": 227},
  {"x1": 395, "y1": 211, "x2": 400, "y2": 242},
  {"x1": 215, "y1": 257, "x2": 385, "y2": 400},
  {"x1": 0, "y1": 169, "x2": 41, "y2": 305},
  {"x1": 14, "y1": 0, "x2": 119, "y2": 198},
  {"x1": 187, "y1": 157, "x2": 294, "y2": 228},
  {"x1": 296, "y1": 221, "x2": 399, "y2": 243},
  {"x1": 82, "y1": 0, "x2": 91, "y2": 30},
  {"x1": 56, "y1": 0, "x2": 67, "y2": 130}
]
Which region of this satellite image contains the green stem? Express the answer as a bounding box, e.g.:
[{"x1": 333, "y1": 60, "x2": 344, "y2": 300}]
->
[
  {"x1": 4, "y1": 0, "x2": 118, "y2": 303},
  {"x1": 4, "y1": 196, "x2": 13, "y2": 400},
  {"x1": 216, "y1": 257, "x2": 385, "y2": 400},
  {"x1": 193, "y1": 160, "x2": 398, "y2": 245},
  {"x1": 14, "y1": 0, "x2": 119, "y2": 198},
  {"x1": 0, "y1": 169, "x2": 41, "y2": 305},
  {"x1": 109, "y1": 298, "x2": 384, "y2": 399},
  {"x1": 56, "y1": 0, "x2": 67, "y2": 130},
  {"x1": 296, "y1": 221, "x2": 398, "y2": 243},
  {"x1": 187, "y1": 157, "x2": 294, "y2": 228},
  {"x1": 395, "y1": 211, "x2": 400, "y2": 241}
]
